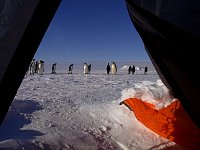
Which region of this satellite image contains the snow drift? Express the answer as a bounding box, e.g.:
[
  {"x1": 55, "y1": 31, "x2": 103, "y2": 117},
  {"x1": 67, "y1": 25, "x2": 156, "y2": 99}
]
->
[{"x1": 0, "y1": 66, "x2": 186, "y2": 149}]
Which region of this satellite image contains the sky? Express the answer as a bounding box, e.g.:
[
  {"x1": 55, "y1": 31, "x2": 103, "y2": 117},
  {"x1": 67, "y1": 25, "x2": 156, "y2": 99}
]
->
[{"x1": 34, "y1": 0, "x2": 150, "y2": 63}]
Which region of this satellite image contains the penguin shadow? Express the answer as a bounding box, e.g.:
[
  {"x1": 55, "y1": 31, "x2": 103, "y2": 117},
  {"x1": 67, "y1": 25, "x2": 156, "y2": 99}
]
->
[
  {"x1": 0, "y1": 99, "x2": 44, "y2": 141},
  {"x1": 125, "y1": 73, "x2": 158, "y2": 76}
]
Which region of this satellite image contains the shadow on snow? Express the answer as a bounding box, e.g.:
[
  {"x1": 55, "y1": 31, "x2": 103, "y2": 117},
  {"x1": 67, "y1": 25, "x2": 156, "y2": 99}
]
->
[{"x1": 0, "y1": 99, "x2": 44, "y2": 141}]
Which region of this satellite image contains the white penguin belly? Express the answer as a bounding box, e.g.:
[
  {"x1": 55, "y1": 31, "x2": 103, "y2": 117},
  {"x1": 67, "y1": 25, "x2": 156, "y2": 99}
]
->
[
  {"x1": 38, "y1": 64, "x2": 43, "y2": 75},
  {"x1": 111, "y1": 65, "x2": 116, "y2": 74},
  {"x1": 84, "y1": 65, "x2": 89, "y2": 74}
]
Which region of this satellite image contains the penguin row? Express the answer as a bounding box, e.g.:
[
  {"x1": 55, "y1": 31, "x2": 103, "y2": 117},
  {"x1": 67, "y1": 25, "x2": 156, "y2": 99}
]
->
[
  {"x1": 50, "y1": 62, "x2": 117, "y2": 75},
  {"x1": 28, "y1": 60, "x2": 147, "y2": 75}
]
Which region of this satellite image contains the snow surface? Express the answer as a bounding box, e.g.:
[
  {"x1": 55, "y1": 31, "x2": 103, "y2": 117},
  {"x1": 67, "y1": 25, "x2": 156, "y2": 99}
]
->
[{"x1": 0, "y1": 62, "x2": 186, "y2": 150}]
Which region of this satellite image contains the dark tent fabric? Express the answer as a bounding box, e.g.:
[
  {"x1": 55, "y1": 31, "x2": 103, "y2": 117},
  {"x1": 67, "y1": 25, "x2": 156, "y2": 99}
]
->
[
  {"x1": 0, "y1": 0, "x2": 61, "y2": 125},
  {"x1": 125, "y1": 0, "x2": 200, "y2": 128}
]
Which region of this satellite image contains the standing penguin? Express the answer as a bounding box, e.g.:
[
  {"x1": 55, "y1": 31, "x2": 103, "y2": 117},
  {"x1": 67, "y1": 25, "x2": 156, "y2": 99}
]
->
[
  {"x1": 144, "y1": 66, "x2": 148, "y2": 75},
  {"x1": 111, "y1": 62, "x2": 117, "y2": 75},
  {"x1": 35, "y1": 61, "x2": 39, "y2": 74},
  {"x1": 128, "y1": 66, "x2": 132, "y2": 74},
  {"x1": 38, "y1": 60, "x2": 44, "y2": 75},
  {"x1": 88, "y1": 64, "x2": 91, "y2": 74},
  {"x1": 51, "y1": 63, "x2": 57, "y2": 74},
  {"x1": 29, "y1": 59, "x2": 35, "y2": 75},
  {"x1": 83, "y1": 63, "x2": 89, "y2": 74},
  {"x1": 68, "y1": 64, "x2": 73, "y2": 74},
  {"x1": 132, "y1": 65, "x2": 135, "y2": 74},
  {"x1": 106, "y1": 63, "x2": 111, "y2": 74}
]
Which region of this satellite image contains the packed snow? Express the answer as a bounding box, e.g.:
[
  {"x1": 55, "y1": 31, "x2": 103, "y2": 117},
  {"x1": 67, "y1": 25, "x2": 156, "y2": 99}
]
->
[{"x1": 0, "y1": 62, "x2": 186, "y2": 150}]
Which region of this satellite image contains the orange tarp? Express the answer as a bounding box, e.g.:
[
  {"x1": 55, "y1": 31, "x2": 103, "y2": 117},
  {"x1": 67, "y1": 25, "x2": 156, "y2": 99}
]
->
[{"x1": 122, "y1": 98, "x2": 200, "y2": 149}]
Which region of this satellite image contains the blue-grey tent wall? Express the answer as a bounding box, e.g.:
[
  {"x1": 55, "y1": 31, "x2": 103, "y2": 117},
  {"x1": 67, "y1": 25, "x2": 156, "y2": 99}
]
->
[
  {"x1": 0, "y1": 0, "x2": 62, "y2": 125},
  {"x1": 126, "y1": 0, "x2": 200, "y2": 128}
]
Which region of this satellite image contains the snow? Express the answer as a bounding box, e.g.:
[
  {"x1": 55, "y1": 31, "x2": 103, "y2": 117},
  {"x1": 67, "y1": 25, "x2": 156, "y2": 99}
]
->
[
  {"x1": 0, "y1": 62, "x2": 186, "y2": 149},
  {"x1": 120, "y1": 80, "x2": 176, "y2": 109},
  {"x1": 121, "y1": 65, "x2": 128, "y2": 70}
]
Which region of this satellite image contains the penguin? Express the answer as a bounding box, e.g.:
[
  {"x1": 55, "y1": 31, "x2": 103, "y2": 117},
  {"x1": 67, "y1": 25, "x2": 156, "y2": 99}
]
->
[
  {"x1": 128, "y1": 66, "x2": 132, "y2": 74},
  {"x1": 83, "y1": 63, "x2": 89, "y2": 74},
  {"x1": 144, "y1": 66, "x2": 148, "y2": 74},
  {"x1": 51, "y1": 63, "x2": 57, "y2": 74},
  {"x1": 68, "y1": 64, "x2": 73, "y2": 74},
  {"x1": 35, "y1": 61, "x2": 39, "y2": 74},
  {"x1": 38, "y1": 60, "x2": 44, "y2": 75},
  {"x1": 111, "y1": 62, "x2": 117, "y2": 75},
  {"x1": 132, "y1": 65, "x2": 135, "y2": 74},
  {"x1": 88, "y1": 64, "x2": 91, "y2": 74},
  {"x1": 29, "y1": 59, "x2": 35, "y2": 75},
  {"x1": 106, "y1": 63, "x2": 111, "y2": 74}
]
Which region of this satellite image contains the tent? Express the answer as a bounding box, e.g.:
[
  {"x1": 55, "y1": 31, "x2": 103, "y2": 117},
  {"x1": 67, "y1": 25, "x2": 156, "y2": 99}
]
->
[
  {"x1": 125, "y1": 0, "x2": 200, "y2": 128},
  {"x1": 120, "y1": 0, "x2": 200, "y2": 149},
  {"x1": 0, "y1": 0, "x2": 61, "y2": 124}
]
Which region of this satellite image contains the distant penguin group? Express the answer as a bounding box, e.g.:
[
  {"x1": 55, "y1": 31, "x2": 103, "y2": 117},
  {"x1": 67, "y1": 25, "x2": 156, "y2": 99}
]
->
[
  {"x1": 28, "y1": 61, "x2": 146, "y2": 76},
  {"x1": 84, "y1": 62, "x2": 117, "y2": 75},
  {"x1": 128, "y1": 65, "x2": 135, "y2": 74},
  {"x1": 28, "y1": 59, "x2": 44, "y2": 75}
]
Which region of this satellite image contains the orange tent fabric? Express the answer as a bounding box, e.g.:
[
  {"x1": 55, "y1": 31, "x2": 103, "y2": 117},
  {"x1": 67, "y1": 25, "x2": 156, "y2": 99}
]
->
[{"x1": 122, "y1": 98, "x2": 200, "y2": 149}]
